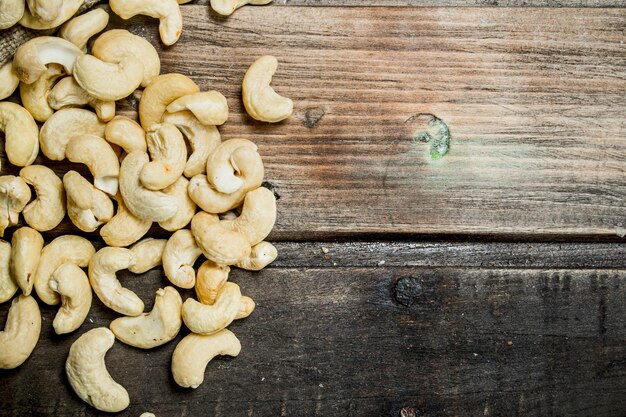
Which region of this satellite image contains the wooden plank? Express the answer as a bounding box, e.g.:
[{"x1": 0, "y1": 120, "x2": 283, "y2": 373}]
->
[
  {"x1": 1, "y1": 265, "x2": 626, "y2": 416},
  {"x1": 190, "y1": 0, "x2": 626, "y2": 7}
]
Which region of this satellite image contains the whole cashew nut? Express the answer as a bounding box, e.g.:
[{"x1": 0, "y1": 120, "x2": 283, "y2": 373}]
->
[
  {"x1": 100, "y1": 193, "x2": 152, "y2": 248},
  {"x1": 128, "y1": 238, "x2": 166, "y2": 274},
  {"x1": 39, "y1": 108, "x2": 106, "y2": 160},
  {"x1": 188, "y1": 172, "x2": 260, "y2": 214},
  {"x1": 0, "y1": 0, "x2": 25, "y2": 30},
  {"x1": 10, "y1": 227, "x2": 44, "y2": 296},
  {"x1": 182, "y1": 282, "x2": 242, "y2": 334},
  {"x1": 65, "y1": 134, "x2": 120, "y2": 196},
  {"x1": 48, "y1": 77, "x2": 116, "y2": 122},
  {"x1": 0, "y1": 241, "x2": 17, "y2": 304},
  {"x1": 166, "y1": 91, "x2": 228, "y2": 126},
  {"x1": 139, "y1": 73, "x2": 199, "y2": 130},
  {"x1": 210, "y1": 0, "x2": 272, "y2": 16},
  {"x1": 236, "y1": 296, "x2": 256, "y2": 319},
  {"x1": 0, "y1": 295, "x2": 41, "y2": 369},
  {"x1": 0, "y1": 62, "x2": 20, "y2": 101},
  {"x1": 49, "y1": 263, "x2": 92, "y2": 335},
  {"x1": 195, "y1": 260, "x2": 229, "y2": 305},
  {"x1": 12, "y1": 36, "x2": 83, "y2": 84},
  {"x1": 20, "y1": 63, "x2": 66, "y2": 122},
  {"x1": 66, "y1": 327, "x2": 130, "y2": 412},
  {"x1": 222, "y1": 186, "x2": 277, "y2": 245},
  {"x1": 105, "y1": 116, "x2": 147, "y2": 153},
  {"x1": 73, "y1": 54, "x2": 144, "y2": 101},
  {"x1": 242, "y1": 55, "x2": 293, "y2": 123},
  {"x1": 205, "y1": 138, "x2": 262, "y2": 194},
  {"x1": 141, "y1": 123, "x2": 187, "y2": 191},
  {"x1": 20, "y1": 0, "x2": 83, "y2": 30},
  {"x1": 25, "y1": 0, "x2": 62, "y2": 22},
  {"x1": 162, "y1": 229, "x2": 203, "y2": 289},
  {"x1": 58, "y1": 9, "x2": 110, "y2": 52},
  {"x1": 63, "y1": 171, "x2": 115, "y2": 232},
  {"x1": 109, "y1": 0, "x2": 182, "y2": 46},
  {"x1": 236, "y1": 241, "x2": 278, "y2": 271},
  {"x1": 158, "y1": 176, "x2": 197, "y2": 232},
  {"x1": 0, "y1": 102, "x2": 40, "y2": 170},
  {"x1": 191, "y1": 211, "x2": 251, "y2": 265},
  {"x1": 0, "y1": 175, "x2": 31, "y2": 237},
  {"x1": 19, "y1": 165, "x2": 66, "y2": 232}
]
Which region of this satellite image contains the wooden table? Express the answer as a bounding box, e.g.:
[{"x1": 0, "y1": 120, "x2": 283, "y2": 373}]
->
[{"x1": 1, "y1": 1, "x2": 626, "y2": 416}]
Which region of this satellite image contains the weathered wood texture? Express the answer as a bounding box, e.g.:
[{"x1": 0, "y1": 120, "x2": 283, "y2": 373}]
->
[{"x1": 193, "y1": 0, "x2": 626, "y2": 6}]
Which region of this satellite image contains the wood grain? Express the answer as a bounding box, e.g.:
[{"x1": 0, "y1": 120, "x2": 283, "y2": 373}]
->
[{"x1": 188, "y1": 0, "x2": 626, "y2": 7}]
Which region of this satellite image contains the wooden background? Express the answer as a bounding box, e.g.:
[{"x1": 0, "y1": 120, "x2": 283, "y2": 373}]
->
[{"x1": 1, "y1": 1, "x2": 626, "y2": 416}]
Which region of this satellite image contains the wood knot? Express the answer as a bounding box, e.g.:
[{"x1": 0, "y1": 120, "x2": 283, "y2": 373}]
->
[
  {"x1": 261, "y1": 181, "x2": 281, "y2": 200},
  {"x1": 394, "y1": 277, "x2": 422, "y2": 306},
  {"x1": 303, "y1": 108, "x2": 325, "y2": 129}
]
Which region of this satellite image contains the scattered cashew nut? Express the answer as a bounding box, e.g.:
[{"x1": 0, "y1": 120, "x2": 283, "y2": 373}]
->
[
  {"x1": 0, "y1": 0, "x2": 25, "y2": 30},
  {"x1": 20, "y1": 63, "x2": 66, "y2": 122},
  {"x1": 109, "y1": 0, "x2": 183, "y2": 46},
  {"x1": 49, "y1": 263, "x2": 92, "y2": 335},
  {"x1": 210, "y1": 0, "x2": 272, "y2": 16},
  {"x1": 100, "y1": 193, "x2": 153, "y2": 248},
  {"x1": 162, "y1": 229, "x2": 203, "y2": 289},
  {"x1": 19, "y1": 165, "x2": 66, "y2": 232},
  {"x1": 25, "y1": 0, "x2": 62, "y2": 22},
  {"x1": 166, "y1": 91, "x2": 228, "y2": 126},
  {"x1": 0, "y1": 62, "x2": 20, "y2": 101},
  {"x1": 158, "y1": 176, "x2": 197, "y2": 232},
  {"x1": 195, "y1": 260, "x2": 229, "y2": 305},
  {"x1": 191, "y1": 211, "x2": 251, "y2": 265},
  {"x1": 206, "y1": 138, "x2": 262, "y2": 194},
  {"x1": 0, "y1": 175, "x2": 31, "y2": 237},
  {"x1": 48, "y1": 76, "x2": 116, "y2": 122},
  {"x1": 0, "y1": 295, "x2": 41, "y2": 369},
  {"x1": 73, "y1": 54, "x2": 144, "y2": 101},
  {"x1": 139, "y1": 73, "x2": 199, "y2": 130},
  {"x1": 0, "y1": 241, "x2": 17, "y2": 304},
  {"x1": 10, "y1": 227, "x2": 43, "y2": 296},
  {"x1": 236, "y1": 241, "x2": 278, "y2": 271},
  {"x1": 59, "y1": 8, "x2": 110, "y2": 52},
  {"x1": 242, "y1": 55, "x2": 293, "y2": 123},
  {"x1": 104, "y1": 116, "x2": 147, "y2": 153},
  {"x1": 39, "y1": 108, "x2": 106, "y2": 161},
  {"x1": 128, "y1": 238, "x2": 166, "y2": 274},
  {"x1": 222, "y1": 186, "x2": 277, "y2": 245},
  {"x1": 12, "y1": 36, "x2": 83, "y2": 84},
  {"x1": 63, "y1": 171, "x2": 115, "y2": 232},
  {"x1": 65, "y1": 134, "x2": 120, "y2": 196},
  {"x1": 141, "y1": 123, "x2": 187, "y2": 191},
  {"x1": 0, "y1": 102, "x2": 40, "y2": 170},
  {"x1": 20, "y1": 0, "x2": 83, "y2": 30},
  {"x1": 182, "y1": 282, "x2": 242, "y2": 334}
]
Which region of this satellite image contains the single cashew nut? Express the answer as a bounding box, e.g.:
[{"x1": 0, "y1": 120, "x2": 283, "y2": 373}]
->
[
  {"x1": 206, "y1": 138, "x2": 262, "y2": 194},
  {"x1": 236, "y1": 241, "x2": 277, "y2": 271},
  {"x1": 0, "y1": 241, "x2": 17, "y2": 304},
  {"x1": 158, "y1": 176, "x2": 196, "y2": 232},
  {"x1": 166, "y1": 91, "x2": 228, "y2": 126},
  {"x1": 0, "y1": 295, "x2": 41, "y2": 369},
  {"x1": 119, "y1": 151, "x2": 179, "y2": 222},
  {"x1": 20, "y1": 63, "x2": 66, "y2": 122},
  {"x1": 139, "y1": 73, "x2": 199, "y2": 130},
  {"x1": 171, "y1": 329, "x2": 241, "y2": 388},
  {"x1": 0, "y1": 102, "x2": 39, "y2": 170},
  {"x1": 188, "y1": 174, "x2": 256, "y2": 214},
  {"x1": 89, "y1": 247, "x2": 143, "y2": 316},
  {"x1": 0, "y1": 0, "x2": 25, "y2": 30},
  {"x1": 100, "y1": 193, "x2": 152, "y2": 247},
  {"x1": 65, "y1": 134, "x2": 120, "y2": 196},
  {"x1": 109, "y1": 0, "x2": 182, "y2": 46},
  {"x1": 105, "y1": 116, "x2": 147, "y2": 153},
  {"x1": 49, "y1": 263, "x2": 92, "y2": 335},
  {"x1": 20, "y1": 0, "x2": 83, "y2": 29},
  {"x1": 236, "y1": 296, "x2": 256, "y2": 319},
  {"x1": 223, "y1": 187, "x2": 276, "y2": 245},
  {"x1": 195, "y1": 260, "x2": 229, "y2": 305},
  {"x1": 162, "y1": 229, "x2": 203, "y2": 289},
  {"x1": 92, "y1": 29, "x2": 160, "y2": 87},
  {"x1": 34, "y1": 235, "x2": 95, "y2": 305},
  {"x1": 110, "y1": 286, "x2": 182, "y2": 349},
  {"x1": 210, "y1": 0, "x2": 272, "y2": 16},
  {"x1": 10, "y1": 227, "x2": 43, "y2": 296},
  {"x1": 141, "y1": 123, "x2": 187, "y2": 191},
  {"x1": 40, "y1": 108, "x2": 106, "y2": 160},
  {"x1": 26, "y1": 0, "x2": 62, "y2": 22},
  {"x1": 66, "y1": 327, "x2": 130, "y2": 412},
  {"x1": 0, "y1": 62, "x2": 20, "y2": 101},
  {"x1": 64, "y1": 171, "x2": 115, "y2": 232},
  {"x1": 128, "y1": 238, "x2": 166, "y2": 274},
  {"x1": 182, "y1": 282, "x2": 242, "y2": 334},
  {"x1": 20, "y1": 165, "x2": 66, "y2": 232},
  {"x1": 58, "y1": 8, "x2": 110, "y2": 52},
  {"x1": 191, "y1": 211, "x2": 251, "y2": 265},
  {"x1": 73, "y1": 54, "x2": 144, "y2": 101},
  {"x1": 48, "y1": 76, "x2": 116, "y2": 122},
  {"x1": 0, "y1": 175, "x2": 31, "y2": 237},
  {"x1": 13, "y1": 36, "x2": 83, "y2": 84},
  {"x1": 242, "y1": 55, "x2": 293, "y2": 123}
]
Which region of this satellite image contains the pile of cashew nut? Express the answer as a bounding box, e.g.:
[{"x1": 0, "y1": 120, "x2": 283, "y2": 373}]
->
[{"x1": 0, "y1": 5, "x2": 293, "y2": 414}]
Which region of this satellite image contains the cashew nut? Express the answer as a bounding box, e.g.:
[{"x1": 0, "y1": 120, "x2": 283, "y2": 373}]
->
[
  {"x1": 49, "y1": 263, "x2": 92, "y2": 334},
  {"x1": 188, "y1": 174, "x2": 258, "y2": 214},
  {"x1": 195, "y1": 260, "x2": 229, "y2": 305},
  {"x1": 65, "y1": 134, "x2": 120, "y2": 196},
  {"x1": 0, "y1": 295, "x2": 41, "y2": 369},
  {"x1": 158, "y1": 176, "x2": 196, "y2": 232},
  {"x1": 12, "y1": 36, "x2": 83, "y2": 84},
  {"x1": 100, "y1": 193, "x2": 152, "y2": 247},
  {"x1": 0, "y1": 0, "x2": 25, "y2": 30},
  {"x1": 19, "y1": 63, "x2": 65, "y2": 122},
  {"x1": 25, "y1": 0, "x2": 62, "y2": 22},
  {"x1": 119, "y1": 151, "x2": 179, "y2": 222},
  {"x1": 128, "y1": 238, "x2": 166, "y2": 274},
  {"x1": 92, "y1": 29, "x2": 161, "y2": 87},
  {"x1": 162, "y1": 229, "x2": 202, "y2": 289},
  {"x1": 171, "y1": 329, "x2": 241, "y2": 388},
  {"x1": 222, "y1": 187, "x2": 276, "y2": 245},
  {"x1": 166, "y1": 91, "x2": 228, "y2": 126},
  {"x1": 89, "y1": 247, "x2": 143, "y2": 316},
  {"x1": 40, "y1": 108, "x2": 106, "y2": 160},
  {"x1": 236, "y1": 241, "x2": 277, "y2": 271},
  {"x1": 109, "y1": 0, "x2": 182, "y2": 46},
  {"x1": 10, "y1": 227, "x2": 43, "y2": 296},
  {"x1": 0, "y1": 62, "x2": 20, "y2": 100},
  {"x1": 210, "y1": 0, "x2": 272, "y2": 16},
  {"x1": 105, "y1": 116, "x2": 147, "y2": 153},
  {"x1": 141, "y1": 123, "x2": 187, "y2": 191},
  {"x1": 191, "y1": 211, "x2": 251, "y2": 265},
  {"x1": 0, "y1": 241, "x2": 17, "y2": 304},
  {"x1": 163, "y1": 110, "x2": 221, "y2": 178},
  {"x1": 139, "y1": 73, "x2": 199, "y2": 130},
  {"x1": 73, "y1": 54, "x2": 144, "y2": 101},
  {"x1": 19, "y1": 165, "x2": 66, "y2": 232},
  {"x1": 206, "y1": 138, "x2": 262, "y2": 194},
  {"x1": 48, "y1": 76, "x2": 116, "y2": 122},
  {"x1": 0, "y1": 175, "x2": 31, "y2": 237},
  {"x1": 66, "y1": 327, "x2": 130, "y2": 412},
  {"x1": 64, "y1": 171, "x2": 115, "y2": 232},
  {"x1": 242, "y1": 55, "x2": 293, "y2": 123},
  {"x1": 34, "y1": 235, "x2": 95, "y2": 305},
  {"x1": 236, "y1": 296, "x2": 256, "y2": 319},
  {"x1": 0, "y1": 102, "x2": 39, "y2": 169},
  {"x1": 58, "y1": 8, "x2": 110, "y2": 52},
  {"x1": 110, "y1": 286, "x2": 182, "y2": 349},
  {"x1": 20, "y1": 0, "x2": 83, "y2": 29},
  {"x1": 182, "y1": 282, "x2": 242, "y2": 334}
]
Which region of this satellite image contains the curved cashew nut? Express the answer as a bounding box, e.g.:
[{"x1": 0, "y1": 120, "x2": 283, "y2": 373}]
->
[
  {"x1": 206, "y1": 138, "x2": 261, "y2": 194},
  {"x1": 73, "y1": 54, "x2": 144, "y2": 101},
  {"x1": 0, "y1": 295, "x2": 41, "y2": 369},
  {"x1": 0, "y1": 241, "x2": 17, "y2": 304},
  {"x1": 162, "y1": 229, "x2": 202, "y2": 289},
  {"x1": 0, "y1": 62, "x2": 20, "y2": 101},
  {"x1": 48, "y1": 77, "x2": 116, "y2": 122},
  {"x1": 242, "y1": 55, "x2": 293, "y2": 123},
  {"x1": 109, "y1": 0, "x2": 182, "y2": 46},
  {"x1": 12, "y1": 36, "x2": 83, "y2": 84},
  {"x1": 105, "y1": 116, "x2": 147, "y2": 153},
  {"x1": 59, "y1": 9, "x2": 110, "y2": 52},
  {"x1": 20, "y1": 0, "x2": 83, "y2": 29},
  {"x1": 163, "y1": 111, "x2": 221, "y2": 178},
  {"x1": 171, "y1": 329, "x2": 241, "y2": 388},
  {"x1": 141, "y1": 123, "x2": 187, "y2": 191},
  {"x1": 182, "y1": 282, "x2": 241, "y2": 334},
  {"x1": 210, "y1": 0, "x2": 272, "y2": 16},
  {"x1": 40, "y1": 108, "x2": 106, "y2": 160},
  {"x1": 0, "y1": 102, "x2": 39, "y2": 169},
  {"x1": 236, "y1": 296, "x2": 256, "y2": 319},
  {"x1": 100, "y1": 193, "x2": 152, "y2": 247},
  {"x1": 34, "y1": 235, "x2": 95, "y2": 305},
  {"x1": 128, "y1": 238, "x2": 166, "y2": 274},
  {"x1": 191, "y1": 211, "x2": 251, "y2": 265},
  {"x1": 236, "y1": 241, "x2": 277, "y2": 271},
  {"x1": 64, "y1": 171, "x2": 115, "y2": 232},
  {"x1": 26, "y1": 0, "x2": 62, "y2": 24},
  {"x1": 158, "y1": 176, "x2": 197, "y2": 232},
  {"x1": 66, "y1": 327, "x2": 130, "y2": 413},
  {"x1": 10, "y1": 227, "x2": 43, "y2": 296},
  {"x1": 195, "y1": 260, "x2": 229, "y2": 305},
  {"x1": 19, "y1": 165, "x2": 66, "y2": 232},
  {"x1": 139, "y1": 73, "x2": 199, "y2": 130},
  {"x1": 0, "y1": 175, "x2": 31, "y2": 237},
  {"x1": 188, "y1": 175, "x2": 251, "y2": 214},
  {"x1": 92, "y1": 29, "x2": 160, "y2": 87},
  {"x1": 20, "y1": 63, "x2": 66, "y2": 122},
  {"x1": 110, "y1": 286, "x2": 182, "y2": 349},
  {"x1": 0, "y1": 0, "x2": 25, "y2": 30},
  {"x1": 65, "y1": 134, "x2": 120, "y2": 196},
  {"x1": 166, "y1": 91, "x2": 228, "y2": 126},
  {"x1": 223, "y1": 187, "x2": 276, "y2": 245},
  {"x1": 49, "y1": 263, "x2": 92, "y2": 335},
  {"x1": 119, "y1": 151, "x2": 179, "y2": 222}
]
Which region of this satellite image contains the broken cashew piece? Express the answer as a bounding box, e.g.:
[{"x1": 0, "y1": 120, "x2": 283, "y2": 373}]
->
[
  {"x1": 129, "y1": 238, "x2": 166, "y2": 274},
  {"x1": 12, "y1": 36, "x2": 83, "y2": 84},
  {"x1": 48, "y1": 77, "x2": 116, "y2": 122},
  {"x1": 139, "y1": 73, "x2": 199, "y2": 130},
  {"x1": 236, "y1": 241, "x2": 278, "y2": 271},
  {"x1": 109, "y1": 0, "x2": 182, "y2": 46},
  {"x1": 66, "y1": 327, "x2": 130, "y2": 413},
  {"x1": 206, "y1": 138, "x2": 261, "y2": 194},
  {"x1": 20, "y1": 165, "x2": 66, "y2": 232},
  {"x1": 210, "y1": 0, "x2": 272, "y2": 16},
  {"x1": 10, "y1": 227, "x2": 44, "y2": 296},
  {"x1": 0, "y1": 241, "x2": 17, "y2": 304},
  {"x1": 0, "y1": 295, "x2": 41, "y2": 369},
  {"x1": 191, "y1": 211, "x2": 251, "y2": 265},
  {"x1": 100, "y1": 194, "x2": 152, "y2": 247},
  {"x1": 141, "y1": 123, "x2": 187, "y2": 191},
  {"x1": 20, "y1": 63, "x2": 66, "y2": 122},
  {"x1": 64, "y1": 171, "x2": 115, "y2": 232},
  {"x1": 158, "y1": 176, "x2": 196, "y2": 232},
  {"x1": 166, "y1": 91, "x2": 228, "y2": 126},
  {"x1": 20, "y1": 0, "x2": 83, "y2": 30},
  {"x1": 222, "y1": 186, "x2": 277, "y2": 245},
  {"x1": 162, "y1": 229, "x2": 203, "y2": 289},
  {"x1": 195, "y1": 260, "x2": 229, "y2": 305},
  {"x1": 0, "y1": 176, "x2": 31, "y2": 237},
  {"x1": 0, "y1": 62, "x2": 20, "y2": 100},
  {"x1": 242, "y1": 55, "x2": 293, "y2": 123},
  {"x1": 110, "y1": 286, "x2": 182, "y2": 349},
  {"x1": 0, "y1": 102, "x2": 39, "y2": 170},
  {"x1": 66, "y1": 134, "x2": 120, "y2": 196},
  {"x1": 73, "y1": 54, "x2": 144, "y2": 101},
  {"x1": 49, "y1": 263, "x2": 92, "y2": 335},
  {"x1": 59, "y1": 8, "x2": 110, "y2": 52},
  {"x1": 105, "y1": 116, "x2": 147, "y2": 153},
  {"x1": 0, "y1": 0, "x2": 25, "y2": 30},
  {"x1": 89, "y1": 247, "x2": 144, "y2": 316},
  {"x1": 171, "y1": 329, "x2": 241, "y2": 388},
  {"x1": 182, "y1": 282, "x2": 242, "y2": 334},
  {"x1": 39, "y1": 108, "x2": 106, "y2": 160}
]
